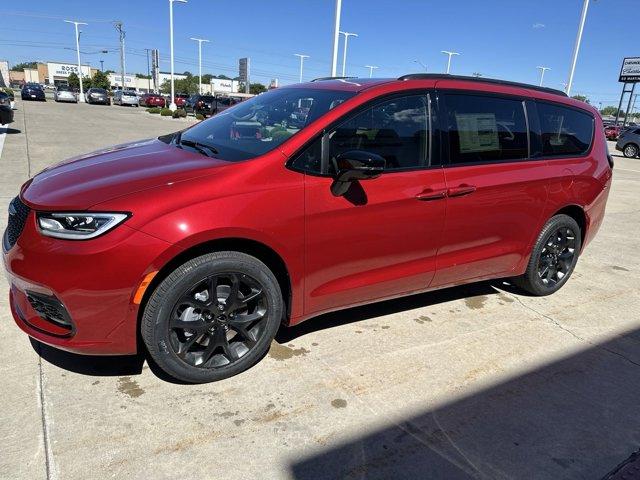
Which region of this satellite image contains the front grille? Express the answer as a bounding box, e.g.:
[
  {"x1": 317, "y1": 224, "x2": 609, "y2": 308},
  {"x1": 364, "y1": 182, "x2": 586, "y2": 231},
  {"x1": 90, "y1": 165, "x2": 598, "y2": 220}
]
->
[
  {"x1": 3, "y1": 196, "x2": 30, "y2": 251},
  {"x1": 26, "y1": 291, "x2": 74, "y2": 332}
]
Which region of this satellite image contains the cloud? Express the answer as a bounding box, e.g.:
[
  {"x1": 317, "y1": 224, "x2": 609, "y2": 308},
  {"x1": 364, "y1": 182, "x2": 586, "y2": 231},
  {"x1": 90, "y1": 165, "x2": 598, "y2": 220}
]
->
[{"x1": 533, "y1": 23, "x2": 546, "y2": 29}]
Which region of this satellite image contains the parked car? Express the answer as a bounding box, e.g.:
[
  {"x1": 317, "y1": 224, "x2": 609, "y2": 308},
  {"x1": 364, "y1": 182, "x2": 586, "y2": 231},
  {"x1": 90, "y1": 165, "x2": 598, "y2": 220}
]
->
[
  {"x1": 174, "y1": 93, "x2": 189, "y2": 108},
  {"x1": 139, "y1": 93, "x2": 166, "y2": 108},
  {"x1": 54, "y1": 85, "x2": 77, "y2": 103},
  {"x1": 183, "y1": 94, "x2": 215, "y2": 117},
  {"x1": 3, "y1": 74, "x2": 612, "y2": 384},
  {"x1": 85, "y1": 88, "x2": 110, "y2": 105},
  {"x1": 604, "y1": 125, "x2": 621, "y2": 140},
  {"x1": 1, "y1": 88, "x2": 15, "y2": 110},
  {"x1": 615, "y1": 127, "x2": 640, "y2": 158},
  {"x1": 0, "y1": 92, "x2": 13, "y2": 125},
  {"x1": 114, "y1": 90, "x2": 139, "y2": 107},
  {"x1": 21, "y1": 83, "x2": 46, "y2": 101}
]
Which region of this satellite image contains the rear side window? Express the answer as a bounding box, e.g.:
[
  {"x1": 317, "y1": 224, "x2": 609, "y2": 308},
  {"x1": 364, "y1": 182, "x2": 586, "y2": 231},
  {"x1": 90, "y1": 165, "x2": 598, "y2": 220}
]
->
[
  {"x1": 537, "y1": 102, "x2": 593, "y2": 157},
  {"x1": 445, "y1": 94, "x2": 528, "y2": 164}
]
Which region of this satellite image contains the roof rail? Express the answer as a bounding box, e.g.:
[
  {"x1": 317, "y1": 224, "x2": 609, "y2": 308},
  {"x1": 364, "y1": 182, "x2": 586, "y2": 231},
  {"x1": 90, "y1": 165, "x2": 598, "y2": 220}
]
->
[
  {"x1": 310, "y1": 76, "x2": 356, "y2": 82},
  {"x1": 397, "y1": 73, "x2": 568, "y2": 97}
]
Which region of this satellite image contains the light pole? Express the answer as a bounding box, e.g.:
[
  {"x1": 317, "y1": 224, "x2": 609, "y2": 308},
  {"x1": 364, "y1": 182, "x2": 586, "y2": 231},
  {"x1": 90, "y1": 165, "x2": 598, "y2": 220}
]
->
[
  {"x1": 441, "y1": 50, "x2": 459, "y2": 74},
  {"x1": 190, "y1": 37, "x2": 209, "y2": 94},
  {"x1": 537, "y1": 66, "x2": 551, "y2": 86},
  {"x1": 64, "y1": 20, "x2": 88, "y2": 102},
  {"x1": 169, "y1": 0, "x2": 187, "y2": 111},
  {"x1": 364, "y1": 65, "x2": 378, "y2": 78},
  {"x1": 340, "y1": 31, "x2": 358, "y2": 77},
  {"x1": 566, "y1": 0, "x2": 589, "y2": 95},
  {"x1": 414, "y1": 59, "x2": 427, "y2": 72},
  {"x1": 330, "y1": 0, "x2": 342, "y2": 76},
  {"x1": 294, "y1": 54, "x2": 309, "y2": 83}
]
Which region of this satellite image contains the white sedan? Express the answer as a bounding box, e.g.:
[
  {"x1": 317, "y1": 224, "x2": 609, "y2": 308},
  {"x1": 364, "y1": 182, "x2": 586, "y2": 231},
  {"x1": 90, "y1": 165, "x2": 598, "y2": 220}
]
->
[{"x1": 54, "y1": 85, "x2": 78, "y2": 103}]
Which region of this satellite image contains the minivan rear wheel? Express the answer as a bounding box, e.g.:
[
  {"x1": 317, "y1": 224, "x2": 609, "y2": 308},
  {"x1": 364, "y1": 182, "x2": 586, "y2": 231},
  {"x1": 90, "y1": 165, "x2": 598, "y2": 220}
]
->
[
  {"x1": 513, "y1": 214, "x2": 581, "y2": 296},
  {"x1": 623, "y1": 143, "x2": 639, "y2": 158},
  {"x1": 141, "y1": 251, "x2": 283, "y2": 383}
]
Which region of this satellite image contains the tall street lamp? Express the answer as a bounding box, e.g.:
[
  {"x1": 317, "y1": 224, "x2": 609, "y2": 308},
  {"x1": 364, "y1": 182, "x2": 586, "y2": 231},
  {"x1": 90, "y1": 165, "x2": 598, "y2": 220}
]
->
[
  {"x1": 441, "y1": 50, "x2": 459, "y2": 74},
  {"x1": 566, "y1": 0, "x2": 590, "y2": 95},
  {"x1": 294, "y1": 54, "x2": 309, "y2": 83},
  {"x1": 169, "y1": 0, "x2": 187, "y2": 111},
  {"x1": 537, "y1": 66, "x2": 551, "y2": 86},
  {"x1": 364, "y1": 65, "x2": 378, "y2": 78},
  {"x1": 330, "y1": 0, "x2": 342, "y2": 76},
  {"x1": 190, "y1": 37, "x2": 210, "y2": 94},
  {"x1": 64, "y1": 20, "x2": 88, "y2": 102},
  {"x1": 340, "y1": 31, "x2": 358, "y2": 77}
]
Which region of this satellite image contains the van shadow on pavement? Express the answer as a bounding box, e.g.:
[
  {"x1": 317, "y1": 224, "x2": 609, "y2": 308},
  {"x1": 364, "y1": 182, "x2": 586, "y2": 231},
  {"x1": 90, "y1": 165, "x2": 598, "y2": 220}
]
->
[{"x1": 289, "y1": 325, "x2": 640, "y2": 480}]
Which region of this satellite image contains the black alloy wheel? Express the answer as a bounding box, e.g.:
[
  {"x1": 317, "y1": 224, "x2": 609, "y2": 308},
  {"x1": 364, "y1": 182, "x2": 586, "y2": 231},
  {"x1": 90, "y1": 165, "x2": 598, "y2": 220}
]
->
[
  {"x1": 514, "y1": 214, "x2": 582, "y2": 296},
  {"x1": 142, "y1": 251, "x2": 283, "y2": 383}
]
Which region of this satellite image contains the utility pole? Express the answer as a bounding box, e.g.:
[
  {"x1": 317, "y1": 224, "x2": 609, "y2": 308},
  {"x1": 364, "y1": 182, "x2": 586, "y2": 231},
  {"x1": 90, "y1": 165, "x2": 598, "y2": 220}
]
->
[
  {"x1": 144, "y1": 48, "x2": 151, "y2": 92},
  {"x1": 339, "y1": 31, "x2": 358, "y2": 77},
  {"x1": 294, "y1": 54, "x2": 309, "y2": 82},
  {"x1": 566, "y1": 0, "x2": 590, "y2": 95},
  {"x1": 190, "y1": 38, "x2": 210, "y2": 94},
  {"x1": 364, "y1": 65, "x2": 378, "y2": 78},
  {"x1": 537, "y1": 66, "x2": 551, "y2": 86},
  {"x1": 330, "y1": 0, "x2": 342, "y2": 76},
  {"x1": 441, "y1": 50, "x2": 459, "y2": 74},
  {"x1": 64, "y1": 20, "x2": 87, "y2": 102},
  {"x1": 169, "y1": 0, "x2": 187, "y2": 111},
  {"x1": 114, "y1": 21, "x2": 126, "y2": 91}
]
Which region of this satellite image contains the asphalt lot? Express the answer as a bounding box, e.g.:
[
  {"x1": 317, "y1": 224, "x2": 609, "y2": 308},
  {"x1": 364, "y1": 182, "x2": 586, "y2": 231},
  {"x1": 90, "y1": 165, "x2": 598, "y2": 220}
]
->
[{"x1": 1, "y1": 97, "x2": 640, "y2": 480}]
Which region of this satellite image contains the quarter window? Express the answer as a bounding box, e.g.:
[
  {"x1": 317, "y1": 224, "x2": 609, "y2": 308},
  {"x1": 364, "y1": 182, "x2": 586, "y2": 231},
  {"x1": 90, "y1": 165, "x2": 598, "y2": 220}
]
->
[
  {"x1": 445, "y1": 94, "x2": 528, "y2": 164},
  {"x1": 328, "y1": 95, "x2": 430, "y2": 171},
  {"x1": 537, "y1": 102, "x2": 593, "y2": 157}
]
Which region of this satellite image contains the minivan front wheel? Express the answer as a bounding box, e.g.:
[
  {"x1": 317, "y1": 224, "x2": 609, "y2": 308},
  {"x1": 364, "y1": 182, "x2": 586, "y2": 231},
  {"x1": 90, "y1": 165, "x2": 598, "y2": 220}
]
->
[
  {"x1": 623, "y1": 143, "x2": 639, "y2": 158},
  {"x1": 141, "y1": 252, "x2": 283, "y2": 383},
  {"x1": 514, "y1": 214, "x2": 581, "y2": 296}
]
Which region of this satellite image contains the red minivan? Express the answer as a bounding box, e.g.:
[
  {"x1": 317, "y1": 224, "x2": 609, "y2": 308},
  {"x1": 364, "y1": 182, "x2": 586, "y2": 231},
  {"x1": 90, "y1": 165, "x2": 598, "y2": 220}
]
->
[{"x1": 3, "y1": 75, "x2": 612, "y2": 383}]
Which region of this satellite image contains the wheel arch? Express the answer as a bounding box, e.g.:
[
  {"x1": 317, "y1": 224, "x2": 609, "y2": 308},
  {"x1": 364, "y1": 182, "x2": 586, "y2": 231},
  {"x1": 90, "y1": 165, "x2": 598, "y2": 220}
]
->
[
  {"x1": 553, "y1": 204, "x2": 587, "y2": 248},
  {"x1": 136, "y1": 237, "x2": 293, "y2": 348}
]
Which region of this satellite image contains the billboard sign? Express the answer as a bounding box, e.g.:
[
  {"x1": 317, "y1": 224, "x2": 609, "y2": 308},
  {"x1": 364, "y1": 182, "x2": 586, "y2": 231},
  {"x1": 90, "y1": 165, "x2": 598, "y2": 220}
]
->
[
  {"x1": 239, "y1": 58, "x2": 249, "y2": 83},
  {"x1": 619, "y1": 57, "x2": 640, "y2": 83}
]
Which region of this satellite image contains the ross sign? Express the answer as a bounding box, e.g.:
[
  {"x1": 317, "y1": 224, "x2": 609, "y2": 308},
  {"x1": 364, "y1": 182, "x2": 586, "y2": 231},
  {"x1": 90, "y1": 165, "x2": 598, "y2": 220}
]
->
[
  {"x1": 47, "y1": 62, "x2": 92, "y2": 84},
  {"x1": 619, "y1": 57, "x2": 640, "y2": 83}
]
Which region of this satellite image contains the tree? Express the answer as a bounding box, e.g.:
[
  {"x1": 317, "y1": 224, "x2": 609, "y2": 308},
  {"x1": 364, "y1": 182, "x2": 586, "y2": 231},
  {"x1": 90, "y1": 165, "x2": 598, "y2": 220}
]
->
[
  {"x1": 12, "y1": 62, "x2": 37, "y2": 72},
  {"x1": 160, "y1": 75, "x2": 200, "y2": 95},
  {"x1": 601, "y1": 105, "x2": 624, "y2": 117},
  {"x1": 202, "y1": 74, "x2": 213, "y2": 84},
  {"x1": 135, "y1": 73, "x2": 151, "y2": 79},
  {"x1": 571, "y1": 94, "x2": 590, "y2": 104},
  {"x1": 67, "y1": 72, "x2": 79, "y2": 89},
  {"x1": 92, "y1": 70, "x2": 110, "y2": 89},
  {"x1": 249, "y1": 83, "x2": 267, "y2": 95}
]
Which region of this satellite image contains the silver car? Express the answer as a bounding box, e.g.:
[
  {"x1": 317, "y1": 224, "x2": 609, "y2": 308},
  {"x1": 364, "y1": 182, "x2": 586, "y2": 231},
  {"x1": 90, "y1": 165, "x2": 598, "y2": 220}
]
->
[
  {"x1": 616, "y1": 127, "x2": 640, "y2": 158},
  {"x1": 54, "y1": 85, "x2": 77, "y2": 103},
  {"x1": 114, "y1": 90, "x2": 139, "y2": 107}
]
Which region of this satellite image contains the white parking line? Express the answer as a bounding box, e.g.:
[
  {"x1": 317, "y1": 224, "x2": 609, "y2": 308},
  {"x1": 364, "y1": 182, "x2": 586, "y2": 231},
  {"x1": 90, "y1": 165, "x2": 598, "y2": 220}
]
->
[{"x1": 0, "y1": 128, "x2": 6, "y2": 161}]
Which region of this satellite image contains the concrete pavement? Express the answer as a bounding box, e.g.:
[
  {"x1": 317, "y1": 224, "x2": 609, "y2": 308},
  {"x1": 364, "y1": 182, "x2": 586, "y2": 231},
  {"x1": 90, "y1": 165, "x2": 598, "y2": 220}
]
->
[{"x1": 1, "y1": 98, "x2": 640, "y2": 480}]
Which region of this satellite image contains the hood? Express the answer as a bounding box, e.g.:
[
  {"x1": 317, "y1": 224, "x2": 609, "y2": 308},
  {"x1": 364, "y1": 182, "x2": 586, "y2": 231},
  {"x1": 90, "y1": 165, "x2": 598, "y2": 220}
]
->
[{"x1": 22, "y1": 138, "x2": 231, "y2": 210}]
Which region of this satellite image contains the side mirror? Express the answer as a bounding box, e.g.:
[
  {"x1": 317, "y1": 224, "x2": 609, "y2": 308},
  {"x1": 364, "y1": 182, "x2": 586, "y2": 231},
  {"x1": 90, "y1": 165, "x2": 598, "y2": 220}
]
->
[{"x1": 330, "y1": 150, "x2": 385, "y2": 197}]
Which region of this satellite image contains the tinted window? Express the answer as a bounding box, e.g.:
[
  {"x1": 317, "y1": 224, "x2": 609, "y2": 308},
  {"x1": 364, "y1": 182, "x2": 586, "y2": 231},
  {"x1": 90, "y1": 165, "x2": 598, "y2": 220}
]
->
[
  {"x1": 445, "y1": 94, "x2": 528, "y2": 164},
  {"x1": 178, "y1": 88, "x2": 355, "y2": 161},
  {"x1": 92, "y1": 88, "x2": 107, "y2": 94},
  {"x1": 538, "y1": 102, "x2": 593, "y2": 157},
  {"x1": 291, "y1": 138, "x2": 323, "y2": 173},
  {"x1": 328, "y1": 95, "x2": 429, "y2": 171}
]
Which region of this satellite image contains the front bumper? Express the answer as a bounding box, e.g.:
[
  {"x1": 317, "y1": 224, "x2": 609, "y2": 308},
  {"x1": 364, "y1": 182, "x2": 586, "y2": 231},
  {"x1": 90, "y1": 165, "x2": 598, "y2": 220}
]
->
[{"x1": 3, "y1": 207, "x2": 171, "y2": 355}]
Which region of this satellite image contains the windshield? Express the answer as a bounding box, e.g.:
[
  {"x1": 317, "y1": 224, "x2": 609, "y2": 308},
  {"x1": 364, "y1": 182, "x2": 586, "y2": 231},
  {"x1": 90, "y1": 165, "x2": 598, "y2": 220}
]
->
[
  {"x1": 177, "y1": 88, "x2": 355, "y2": 161},
  {"x1": 57, "y1": 85, "x2": 72, "y2": 92},
  {"x1": 92, "y1": 89, "x2": 107, "y2": 94}
]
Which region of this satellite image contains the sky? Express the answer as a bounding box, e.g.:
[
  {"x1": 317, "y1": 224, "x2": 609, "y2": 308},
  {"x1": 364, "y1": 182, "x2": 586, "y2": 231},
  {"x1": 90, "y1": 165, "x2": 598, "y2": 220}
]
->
[{"x1": 1, "y1": 0, "x2": 638, "y2": 108}]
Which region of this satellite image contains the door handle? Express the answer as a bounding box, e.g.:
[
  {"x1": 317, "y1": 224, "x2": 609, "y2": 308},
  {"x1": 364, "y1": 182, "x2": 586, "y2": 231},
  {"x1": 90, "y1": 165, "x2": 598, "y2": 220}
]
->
[
  {"x1": 447, "y1": 185, "x2": 476, "y2": 197},
  {"x1": 415, "y1": 189, "x2": 447, "y2": 201}
]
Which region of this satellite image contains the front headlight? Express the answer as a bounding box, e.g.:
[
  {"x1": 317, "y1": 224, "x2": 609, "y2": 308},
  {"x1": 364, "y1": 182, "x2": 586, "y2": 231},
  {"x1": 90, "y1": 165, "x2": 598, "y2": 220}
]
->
[{"x1": 36, "y1": 212, "x2": 129, "y2": 240}]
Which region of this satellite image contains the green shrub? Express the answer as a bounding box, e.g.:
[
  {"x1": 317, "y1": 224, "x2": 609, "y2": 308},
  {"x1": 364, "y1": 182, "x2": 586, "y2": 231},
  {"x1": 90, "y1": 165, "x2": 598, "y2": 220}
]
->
[
  {"x1": 160, "y1": 108, "x2": 173, "y2": 116},
  {"x1": 146, "y1": 107, "x2": 160, "y2": 114},
  {"x1": 195, "y1": 113, "x2": 205, "y2": 121},
  {"x1": 172, "y1": 109, "x2": 187, "y2": 118}
]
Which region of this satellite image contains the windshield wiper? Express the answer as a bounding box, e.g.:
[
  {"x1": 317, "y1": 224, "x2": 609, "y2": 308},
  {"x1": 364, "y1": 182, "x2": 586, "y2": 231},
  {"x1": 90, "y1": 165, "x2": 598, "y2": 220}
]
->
[{"x1": 174, "y1": 133, "x2": 219, "y2": 158}]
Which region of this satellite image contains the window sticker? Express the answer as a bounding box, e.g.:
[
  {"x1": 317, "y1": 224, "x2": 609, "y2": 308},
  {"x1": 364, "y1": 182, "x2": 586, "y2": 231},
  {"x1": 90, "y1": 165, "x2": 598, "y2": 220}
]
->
[{"x1": 455, "y1": 113, "x2": 499, "y2": 153}]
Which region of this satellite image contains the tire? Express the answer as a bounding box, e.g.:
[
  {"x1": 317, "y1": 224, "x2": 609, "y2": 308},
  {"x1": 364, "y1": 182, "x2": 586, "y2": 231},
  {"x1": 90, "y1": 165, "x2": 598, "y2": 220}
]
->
[
  {"x1": 623, "y1": 143, "x2": 639, "y2": 158},
  {"x1": 141, "y1": 251, "x2": 283, "y2": 383},
  {"x1": 513, "y1": 214, "x2": 582, "y2": 296}
]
